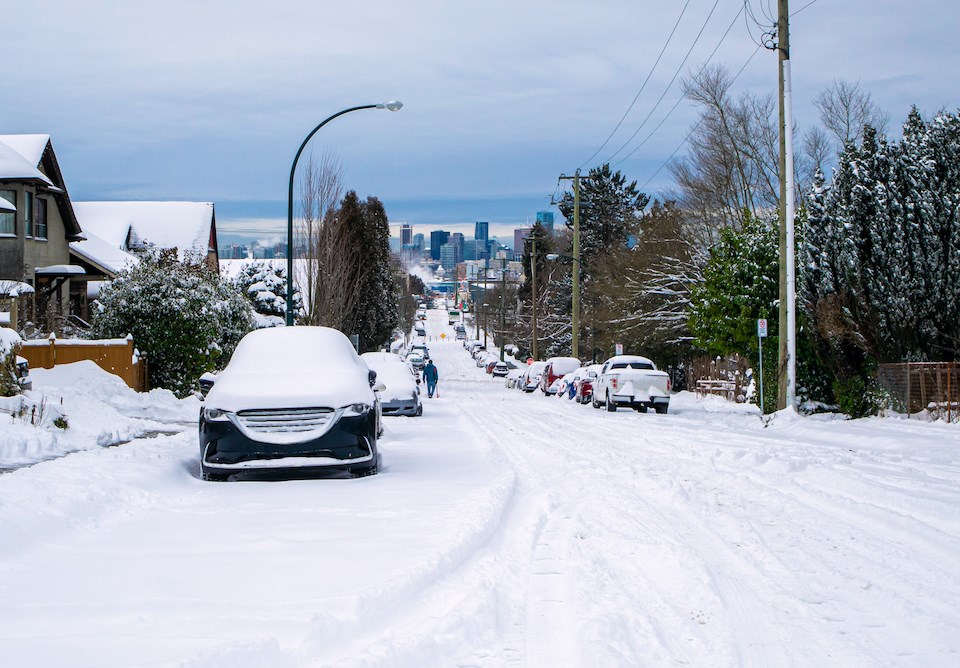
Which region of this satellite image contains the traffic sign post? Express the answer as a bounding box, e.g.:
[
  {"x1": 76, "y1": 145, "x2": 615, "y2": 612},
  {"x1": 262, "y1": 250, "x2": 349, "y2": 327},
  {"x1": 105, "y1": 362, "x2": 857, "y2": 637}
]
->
[{"x1": 757, "y1": 319, "x2": 767, "y2": 415}]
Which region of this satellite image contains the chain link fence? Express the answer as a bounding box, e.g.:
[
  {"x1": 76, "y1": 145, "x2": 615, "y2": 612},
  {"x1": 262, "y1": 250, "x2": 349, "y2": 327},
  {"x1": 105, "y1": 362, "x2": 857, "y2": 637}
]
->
[{"x1": 877, "y1": 362, "x2": 959, "y2": 423}]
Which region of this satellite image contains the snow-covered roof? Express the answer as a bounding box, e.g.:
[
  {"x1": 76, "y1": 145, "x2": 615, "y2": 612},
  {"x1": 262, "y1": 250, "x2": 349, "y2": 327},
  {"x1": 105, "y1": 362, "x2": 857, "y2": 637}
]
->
[
  {"x1": 0, "y1": 195, "x2": 14, "y2": 212},
  {"x1": 0, "y1": 135, "x2": 53, "y2": 185},
  {"x1": 73, "y1": 201, "x2": 214, "y2": 259},
  {"x1": 70, "y1": 230, "x2": 139, "y2": 277}
]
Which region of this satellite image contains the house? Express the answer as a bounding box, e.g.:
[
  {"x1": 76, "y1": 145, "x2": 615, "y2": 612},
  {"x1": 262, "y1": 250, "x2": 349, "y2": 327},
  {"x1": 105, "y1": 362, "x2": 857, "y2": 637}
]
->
[
  {"x1": 0, "y1": 134, "x2": 92, "y2": 329},
  {"x1": 72, "y1": 201, "x2": 219, "y2": 273}
]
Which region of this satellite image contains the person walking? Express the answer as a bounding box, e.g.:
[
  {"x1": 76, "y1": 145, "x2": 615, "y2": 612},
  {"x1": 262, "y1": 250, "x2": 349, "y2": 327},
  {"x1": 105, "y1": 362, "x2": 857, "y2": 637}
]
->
[{"x1": 424, "y1": 358, "x2": 439, "y2": 398}]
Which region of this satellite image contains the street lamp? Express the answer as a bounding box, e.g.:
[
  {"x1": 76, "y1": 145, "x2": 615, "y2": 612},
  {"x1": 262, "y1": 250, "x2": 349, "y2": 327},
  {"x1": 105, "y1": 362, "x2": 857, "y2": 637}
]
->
[
  {"x1": 285, "y1": 101, "x2": 403, "y2": 325},
  {"x1": 482, "y1": 303, "x2": 490, "y2": 348}
]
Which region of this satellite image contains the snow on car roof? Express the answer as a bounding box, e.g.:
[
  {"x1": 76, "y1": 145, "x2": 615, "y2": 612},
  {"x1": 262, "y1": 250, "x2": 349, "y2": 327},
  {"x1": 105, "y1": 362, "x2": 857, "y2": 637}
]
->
[
  {"x1": 604, "y1": 355, "x2": 655, "y2": 367},
  {"x1": 227, "y1": 326, "x2": 362, "y2": 372}
]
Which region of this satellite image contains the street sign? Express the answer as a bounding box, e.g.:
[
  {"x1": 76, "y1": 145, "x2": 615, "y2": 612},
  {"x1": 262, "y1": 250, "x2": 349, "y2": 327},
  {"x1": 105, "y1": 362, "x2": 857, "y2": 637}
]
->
[
  {"x1": 615, "y1": 343, "x2": 623, "y2": 355},
  {"x1": 757, "y1": 319, "x2": 768, "y2": 338},
  {"x1": 440, "y1": 333, "x2": 446, "y2": 339}
]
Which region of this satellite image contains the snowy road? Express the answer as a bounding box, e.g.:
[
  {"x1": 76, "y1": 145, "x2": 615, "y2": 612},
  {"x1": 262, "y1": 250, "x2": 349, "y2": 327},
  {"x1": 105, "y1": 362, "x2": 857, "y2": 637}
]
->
[{"x1": 2, "y1": 309, "x2": 959, "y2": 667}]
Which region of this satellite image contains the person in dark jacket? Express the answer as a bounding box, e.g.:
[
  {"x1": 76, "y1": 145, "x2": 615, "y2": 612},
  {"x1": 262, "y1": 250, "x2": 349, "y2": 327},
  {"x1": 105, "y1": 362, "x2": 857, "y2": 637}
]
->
[{"x1": 423, "y1": 358, "x2": 439, "y2": 398}]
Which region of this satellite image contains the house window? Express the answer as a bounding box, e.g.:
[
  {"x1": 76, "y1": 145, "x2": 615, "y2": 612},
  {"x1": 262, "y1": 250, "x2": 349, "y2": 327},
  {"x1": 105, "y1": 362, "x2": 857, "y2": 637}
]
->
[
  {"x1": 24, "y1": 191, "x2": 33, "y2": 237},
  {"x1": 0, "y1": 189, "x2": 15, "y2": 235},
  {"x1": 35, "y1": 198, "x2": 48, "y2": 240}
]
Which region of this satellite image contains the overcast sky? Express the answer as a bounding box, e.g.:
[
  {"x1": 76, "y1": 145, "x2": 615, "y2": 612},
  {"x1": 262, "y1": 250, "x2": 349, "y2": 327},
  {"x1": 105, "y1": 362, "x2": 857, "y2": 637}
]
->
[{"x1": 5, "y1": 0, "x2": 960, "y2": 243}]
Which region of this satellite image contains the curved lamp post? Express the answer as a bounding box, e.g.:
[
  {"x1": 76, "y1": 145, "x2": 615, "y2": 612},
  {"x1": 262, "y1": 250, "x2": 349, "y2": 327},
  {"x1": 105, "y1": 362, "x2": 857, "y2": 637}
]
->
[{"x1": 286, "y1": 101, "x2": 403, "y2": 325}]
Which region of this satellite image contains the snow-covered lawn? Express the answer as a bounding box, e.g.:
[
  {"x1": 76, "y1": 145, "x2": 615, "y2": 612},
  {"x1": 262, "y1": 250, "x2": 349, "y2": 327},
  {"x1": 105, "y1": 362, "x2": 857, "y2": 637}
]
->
[{"x1": 1, "y1": 309, "x2": 958, "y2": 666}]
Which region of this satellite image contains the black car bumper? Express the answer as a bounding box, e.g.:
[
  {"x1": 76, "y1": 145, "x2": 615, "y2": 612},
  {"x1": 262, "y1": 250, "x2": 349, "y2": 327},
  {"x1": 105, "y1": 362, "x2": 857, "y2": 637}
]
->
[
  {"x1": 199, "y1": 412, "x2": 378, "y2": 472},
  {"x1": 381, "y1": 398, "x2": 419, "y2": 416}
]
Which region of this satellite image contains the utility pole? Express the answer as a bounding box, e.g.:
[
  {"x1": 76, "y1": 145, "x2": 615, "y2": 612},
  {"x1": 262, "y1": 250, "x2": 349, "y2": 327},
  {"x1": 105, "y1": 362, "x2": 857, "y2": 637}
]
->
[
  {"x1": 777, "y1": 0, "x2": 797, "y2": 409},
  {"x1": 529, "y1": 232, "x2": 539, "y2": 360},
  {"x1": 481, "y1": 258, "x2": 488, "y2": 341},
  {"x1": 499, "y1": 256, "x2": 507, "y2": 361},
  {"x1": 559, "y1": 170, "x2": 583, "y2": 360}
]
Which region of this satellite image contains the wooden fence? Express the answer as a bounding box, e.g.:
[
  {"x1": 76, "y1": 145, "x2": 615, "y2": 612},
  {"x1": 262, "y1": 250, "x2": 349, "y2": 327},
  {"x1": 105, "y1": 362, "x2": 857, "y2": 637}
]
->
[
  {"x1": 687, "y1": 354, "x2": 750, "y2": 403},
  {"x1": 20, "y1": 334, "x2": 148, "y2": 392}
]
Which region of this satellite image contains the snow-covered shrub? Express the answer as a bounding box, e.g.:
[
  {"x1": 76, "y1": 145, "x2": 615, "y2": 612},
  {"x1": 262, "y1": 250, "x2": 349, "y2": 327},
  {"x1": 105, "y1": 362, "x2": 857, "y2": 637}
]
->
[
  {"x1": 90, "y1": 251, "x2": 255, "y2": 397},
  {"x1": 0, "y1": 327, "x2": 22, "y2": 397},
  {"x1": 231, "y1": 260, "x2": 301, "y2": 328}
]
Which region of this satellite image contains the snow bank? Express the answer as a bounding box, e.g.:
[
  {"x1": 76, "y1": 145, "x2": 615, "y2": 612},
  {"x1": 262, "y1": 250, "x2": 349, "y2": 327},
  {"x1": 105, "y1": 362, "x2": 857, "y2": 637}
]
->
[{"x1": 0, "y1": 360, "x2": 199, "y2": 469}]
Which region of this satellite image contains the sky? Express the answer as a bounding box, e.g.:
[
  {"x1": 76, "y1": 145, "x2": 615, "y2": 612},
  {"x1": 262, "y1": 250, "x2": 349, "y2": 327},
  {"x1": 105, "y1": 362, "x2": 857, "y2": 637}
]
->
[{"x1": 5, "y1": 0, "x2": 960, "y2": 246}]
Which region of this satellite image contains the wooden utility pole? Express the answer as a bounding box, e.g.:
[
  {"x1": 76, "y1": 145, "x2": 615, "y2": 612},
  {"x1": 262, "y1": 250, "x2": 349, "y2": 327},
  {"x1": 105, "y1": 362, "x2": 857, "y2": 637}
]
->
[
  {"x1": 559, "y1": 170, "x2": 583, "y2": 360},
  {"x1": 529, "y1": 233, "x2": 539, "y2": 360},
  {"x1": 776, "y1": 0, "x2": 797, "y2": 410}
]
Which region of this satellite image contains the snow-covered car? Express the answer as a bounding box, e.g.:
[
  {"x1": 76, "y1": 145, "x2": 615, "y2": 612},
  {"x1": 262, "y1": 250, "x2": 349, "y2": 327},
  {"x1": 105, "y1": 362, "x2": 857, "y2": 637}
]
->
[
  {"x1": 406, "y1": 352, "x2": 426, "y2": 371},
  {"x1": 593, "y1": 354, "x2": 671, "y2": 413},
  {"x1": 198, "y1": 327, "x2": 384, "y2": 481},
  {"x1": 15, "y1": 355, "x2": 32, "y2": 392},
  {"x1": 520, "y1": 361, "x2": 547, "y2": 392},
  {"x1": 574, "y1": 364, "x2": 603, "y2": 404},
  {"x1": 555, "y1": 370, "x2": 582, "y2": 399},
  {"x1": 362, "y1": 351, "x2": 422, "y2": 417},
  {"x1": 505, "y1": 368, "x2": 525, "y2": 388},
  {"x1": 491, "y1": 361, "x2": 515, "y2": 378},
  {"x1": 477, "y1": 352, "x2": 498, "y2": 368},
  {"x1": 539, "y1": 356, "x2": 581, "y2": 395}
]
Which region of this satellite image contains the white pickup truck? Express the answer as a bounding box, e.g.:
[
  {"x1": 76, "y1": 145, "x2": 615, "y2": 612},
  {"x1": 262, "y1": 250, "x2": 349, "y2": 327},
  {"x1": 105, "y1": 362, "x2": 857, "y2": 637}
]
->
[{"x1": 592, "y1": 355, "x2": 671, "y2": 414}]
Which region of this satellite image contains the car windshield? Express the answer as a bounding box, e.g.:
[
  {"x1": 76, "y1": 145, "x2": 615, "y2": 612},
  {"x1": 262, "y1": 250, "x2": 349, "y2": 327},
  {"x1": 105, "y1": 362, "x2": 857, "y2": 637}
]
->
[{"x1": 610, "y1": 361, "x2": 654, "y2": 370}]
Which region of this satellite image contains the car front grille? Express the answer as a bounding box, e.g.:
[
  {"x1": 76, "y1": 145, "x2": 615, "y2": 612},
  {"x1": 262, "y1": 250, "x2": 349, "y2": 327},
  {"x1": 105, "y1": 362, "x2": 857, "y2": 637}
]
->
[{"x1": 235, "y1": 407, "x2": 340, "y2": 444}]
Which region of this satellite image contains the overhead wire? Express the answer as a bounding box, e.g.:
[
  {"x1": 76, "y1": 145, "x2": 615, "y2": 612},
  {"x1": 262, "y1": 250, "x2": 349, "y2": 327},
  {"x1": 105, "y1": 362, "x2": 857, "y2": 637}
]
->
[
  {"x1": 600, "y1": 0, "x2": 722, "y2": 165},
  {"x1": 791, "y1": 0, "x2": 821, "y2": 16},
  {"x1": 637, "y1": 44, "x2": 763, "y2": 192},
  {"x1": 612, "y1": 2, "x2": 746, "y2": 167},
  {"x1": 578, "y1": 0, "x2": 693, "y2": 170}
]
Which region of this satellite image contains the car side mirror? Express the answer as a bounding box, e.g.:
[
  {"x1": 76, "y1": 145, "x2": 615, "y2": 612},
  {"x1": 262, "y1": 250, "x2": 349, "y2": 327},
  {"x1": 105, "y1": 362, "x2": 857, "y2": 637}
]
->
[
  {"x1": 373, "y1": 381, "x2": 387, "y2": 393},
  {"x1": 368, "y1": 369, "x2": 378, "y2": 387}
]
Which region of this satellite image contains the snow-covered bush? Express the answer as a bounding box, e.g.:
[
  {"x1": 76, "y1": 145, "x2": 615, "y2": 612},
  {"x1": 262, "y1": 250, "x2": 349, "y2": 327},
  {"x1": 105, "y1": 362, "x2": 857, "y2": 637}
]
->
[
  {"x1": 90, "y1": 251, "x2": 255, "y2": 397},
  {"x1": 0, "y1": 327, "x2": 22, "y2": 397},
  {"x1": 231, "y1": 260, "x2": 301, "y2": 328}
]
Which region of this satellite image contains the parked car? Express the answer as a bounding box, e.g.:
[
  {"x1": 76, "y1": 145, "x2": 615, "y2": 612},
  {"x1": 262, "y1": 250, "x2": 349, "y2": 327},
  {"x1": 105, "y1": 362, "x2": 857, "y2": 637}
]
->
[
  {"x1": 414, "y1": 324, "x2": 426, "y2": 337},
  {"x1": 505, "y1": 368, "x2": 525, "y2": 388},
  {"x1": 520, "y1": 361, "x2": 547, "y2": 392},
  {"x1": 406, "y1": 352, "x2": 426, "y2": 371},
  {"x1": 555, "y1": 370, "x2": 583, "y2": 399},
  {"x1": 539, "y1": 356, "x2": 582, "y2": 395},
  {"x1": 592, "y1": 355, "x2": 671, "y2": 413},
  {"x1": 15, "y1": 355, "x2": 31, "y2": 392},
  {"x1": 491, "y1": 361, "x2": 514, "y2": 378},
  {"x1": 410, "y1": 343, "x2": 429, "y2": 358},
  {"x1": 574, "y1": 364, "x2": 603, "y2": 404},
  {"x1": 477, "y1": 352, "x2": 498, "y2": 369},
  {"x1": 361, "y1": 352, "x2": 422, "y2": 417},
  {"x1": 198, "y1": 327, "x2": 383, "y2": 481}
]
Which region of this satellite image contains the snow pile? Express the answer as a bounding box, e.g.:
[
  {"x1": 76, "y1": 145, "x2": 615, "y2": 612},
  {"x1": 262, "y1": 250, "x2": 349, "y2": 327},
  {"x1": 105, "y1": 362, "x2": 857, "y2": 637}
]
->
[{"x1": 0, "y1": 360, "x2": 198, "y2": 469}]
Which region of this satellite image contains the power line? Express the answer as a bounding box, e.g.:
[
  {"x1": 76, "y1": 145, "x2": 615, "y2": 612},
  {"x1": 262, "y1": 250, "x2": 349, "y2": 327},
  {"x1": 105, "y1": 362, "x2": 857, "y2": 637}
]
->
[
  {"x1": 578, "y1": 0, "x2": 693, "y2": 170},
  {"x1": 638, "y1": 44, "x2": 763, "y2": 192},
  {"x1": 602, "y1": 0, "x2": 722, "y2": 165},
  {"x1": 792, "y1": 0, "x2": 821, "y2": 16},
  {"x1": 612, "y1": 3, "x2": 746, "y2": 167}
]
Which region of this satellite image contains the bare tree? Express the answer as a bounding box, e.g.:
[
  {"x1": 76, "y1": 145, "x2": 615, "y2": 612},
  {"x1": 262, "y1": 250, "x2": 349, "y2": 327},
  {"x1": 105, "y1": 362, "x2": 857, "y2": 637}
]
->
[
  {"x1": 814, "y1": 79, "x2": 889, "y2": 147},
  {"x1": 671, "y1": 65, "x2": 781, "y2": 247},
  {"x1": 295, "y1": 150, "x2": 343, "y2": 325}
]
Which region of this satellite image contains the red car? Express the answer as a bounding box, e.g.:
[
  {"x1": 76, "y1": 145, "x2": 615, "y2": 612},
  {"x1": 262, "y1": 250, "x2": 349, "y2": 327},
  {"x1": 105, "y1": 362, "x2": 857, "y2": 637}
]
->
[
  {"x1": 539, "y1": 356, "x2": 581, "y2": 395},
  {"x1": 575, "y1": 364, "x2": 603, "y2": 404}
]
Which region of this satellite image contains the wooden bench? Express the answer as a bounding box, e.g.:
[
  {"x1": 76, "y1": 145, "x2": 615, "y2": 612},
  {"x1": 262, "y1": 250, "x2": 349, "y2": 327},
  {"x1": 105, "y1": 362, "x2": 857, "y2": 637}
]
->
[{"x1": 695, "y1": 379, "x2": 736, "y2": 401}]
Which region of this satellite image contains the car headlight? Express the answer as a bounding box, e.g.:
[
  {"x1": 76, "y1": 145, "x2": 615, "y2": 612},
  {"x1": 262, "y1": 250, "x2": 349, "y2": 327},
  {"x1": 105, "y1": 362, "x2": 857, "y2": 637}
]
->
[
  {"x1": 204, "y1": 407, "x2": 231, "y2": 421},
  {"x1": 341, "y1": 403, "x2": 371, "y2": 417}
]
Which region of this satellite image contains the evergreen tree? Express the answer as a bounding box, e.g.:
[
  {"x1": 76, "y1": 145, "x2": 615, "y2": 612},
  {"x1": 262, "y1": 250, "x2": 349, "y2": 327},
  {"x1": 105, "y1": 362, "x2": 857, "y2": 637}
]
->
[
  {"x1": 233, "y1": 260, "x2": 301, "y2": 327},
  {"x1": 688, "y1": 212, "x2": 780, "y2": 410}
]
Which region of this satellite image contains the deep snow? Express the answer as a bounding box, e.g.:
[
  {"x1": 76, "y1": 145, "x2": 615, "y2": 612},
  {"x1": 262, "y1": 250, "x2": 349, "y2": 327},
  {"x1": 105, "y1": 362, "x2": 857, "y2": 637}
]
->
[{"x1": 1, "y1": 309, "x2": 959, "y2": 667}]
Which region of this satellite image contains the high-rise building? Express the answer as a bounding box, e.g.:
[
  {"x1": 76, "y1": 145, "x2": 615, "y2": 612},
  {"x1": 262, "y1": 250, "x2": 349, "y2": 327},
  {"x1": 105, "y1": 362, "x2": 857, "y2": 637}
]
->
[
  {"x1": 536, "y1": 211, "x2": 555, "y2": 235},
  {"x1": 439, "y1": 242, "x2": 461, "y2": 271},
  {"x1": 430, "y1": 230, "x2": 450, "y2": 260},
  {"x1": 400, "y1": 223, "x2": 413, "y2": 247},
  {"x1": 413, "y1": 233, "x2": 425, "y2": 251},
  {"x1": 474, "y1": 221, "x2": 489, "y2": 243},
  {"x1": 514, "y1": 228, "x2": 531, "y2": 258}
]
